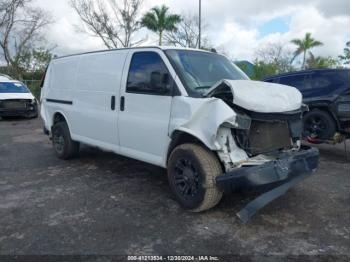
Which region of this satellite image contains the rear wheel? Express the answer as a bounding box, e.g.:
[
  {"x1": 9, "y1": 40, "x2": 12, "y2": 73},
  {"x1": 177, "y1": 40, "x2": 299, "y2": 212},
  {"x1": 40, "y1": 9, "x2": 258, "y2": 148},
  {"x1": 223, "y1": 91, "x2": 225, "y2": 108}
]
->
[
  {"x1": 303, "y1": 109, "x2": 336, "y2": 143},
  {"x1": 52, "y1": 121, "x2": 79, "y2": 159},
  {"x1": 167, "y1": 143, "x2": 223, "y2": 212}
]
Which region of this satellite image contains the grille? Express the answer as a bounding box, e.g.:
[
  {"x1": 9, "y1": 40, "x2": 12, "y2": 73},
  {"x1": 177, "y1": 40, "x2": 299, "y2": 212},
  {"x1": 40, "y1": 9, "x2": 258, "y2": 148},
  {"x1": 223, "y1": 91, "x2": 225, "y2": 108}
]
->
[
  {"x1": 0, "y1": 99, "x2": 29, "y2": 110},
  {"x1": 235, "y1": 120, "x2": 292, "y2": 156}
]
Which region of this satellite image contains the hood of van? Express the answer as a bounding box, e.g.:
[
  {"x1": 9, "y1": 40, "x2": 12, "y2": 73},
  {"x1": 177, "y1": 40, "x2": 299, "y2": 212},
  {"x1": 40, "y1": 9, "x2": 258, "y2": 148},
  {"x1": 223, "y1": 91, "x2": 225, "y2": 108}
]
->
[
  {"x1": 0, "y1": 92, "x2": 35, "y2": 100},
  {"x1": 204, "y1": 79, "x2": 302, "y2": 113}
]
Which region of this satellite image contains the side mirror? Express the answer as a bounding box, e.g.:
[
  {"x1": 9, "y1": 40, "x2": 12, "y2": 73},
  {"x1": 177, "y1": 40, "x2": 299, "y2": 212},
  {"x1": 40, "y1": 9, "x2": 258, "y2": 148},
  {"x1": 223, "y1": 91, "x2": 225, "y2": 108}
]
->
[
  {"x1": 150, "y1": 71, "x2": 162, "y2": 86},
  {"x1": 150, "y1": 71, "x2": 170, "y2": 94},
  {"x1": 162, "y1": 73, "x2": 169, "y2": 85}
]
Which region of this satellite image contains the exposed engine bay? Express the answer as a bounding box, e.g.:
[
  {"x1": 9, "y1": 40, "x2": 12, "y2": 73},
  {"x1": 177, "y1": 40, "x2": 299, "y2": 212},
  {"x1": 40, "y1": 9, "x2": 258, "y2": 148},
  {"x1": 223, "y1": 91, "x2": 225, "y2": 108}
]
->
[{"x1": 203, "y1": 80, "x2": 306, "y2": 171}]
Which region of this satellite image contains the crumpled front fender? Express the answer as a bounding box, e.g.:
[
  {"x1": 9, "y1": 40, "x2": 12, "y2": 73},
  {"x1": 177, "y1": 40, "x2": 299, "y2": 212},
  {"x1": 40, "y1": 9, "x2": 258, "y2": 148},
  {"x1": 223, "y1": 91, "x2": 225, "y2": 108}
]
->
[{"x1": 169, "y1": 96, "x2": 239, "y2": 150}]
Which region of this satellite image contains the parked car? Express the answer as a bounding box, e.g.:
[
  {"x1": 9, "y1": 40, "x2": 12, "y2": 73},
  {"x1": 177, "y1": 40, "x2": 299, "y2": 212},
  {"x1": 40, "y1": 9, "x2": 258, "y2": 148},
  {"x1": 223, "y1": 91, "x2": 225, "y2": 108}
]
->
[
  {"x1": 0, "y1": 77, "x2": 38, "y2": 119},
  {"x1": 264, "y1": 69, "x2": 350, "y2": 143},
  {"x1": 40, "y1": 47, "x2": 319, "y2": 222}
]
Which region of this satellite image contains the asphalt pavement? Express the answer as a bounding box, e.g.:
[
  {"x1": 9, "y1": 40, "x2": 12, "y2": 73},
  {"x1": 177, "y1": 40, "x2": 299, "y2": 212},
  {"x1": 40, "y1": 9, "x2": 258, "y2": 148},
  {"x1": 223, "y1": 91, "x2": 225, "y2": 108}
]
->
[{"x1": 0, "y1": 117, "x2": 349, "y2": 259}]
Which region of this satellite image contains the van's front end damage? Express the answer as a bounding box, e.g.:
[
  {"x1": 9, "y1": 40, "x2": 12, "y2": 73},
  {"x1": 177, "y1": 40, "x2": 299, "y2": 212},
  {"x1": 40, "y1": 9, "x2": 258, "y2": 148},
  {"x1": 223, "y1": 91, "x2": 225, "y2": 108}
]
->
[
  {"x1": 170, "y1": 79, "x2": 319, "y2": 222},
  {"x1": 213, "y1": 109, "x2": 319, "y2": 222},
  {"x1": 210, "y1": 80, "x2": 319, "y2": 222}
]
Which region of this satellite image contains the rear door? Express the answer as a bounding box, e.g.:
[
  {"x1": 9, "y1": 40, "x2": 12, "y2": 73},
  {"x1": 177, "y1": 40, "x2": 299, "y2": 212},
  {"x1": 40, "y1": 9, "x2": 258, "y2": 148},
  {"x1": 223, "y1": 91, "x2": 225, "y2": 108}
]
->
[{"x1": 118, "y1": 49, "x2": 176, "y2": 166}]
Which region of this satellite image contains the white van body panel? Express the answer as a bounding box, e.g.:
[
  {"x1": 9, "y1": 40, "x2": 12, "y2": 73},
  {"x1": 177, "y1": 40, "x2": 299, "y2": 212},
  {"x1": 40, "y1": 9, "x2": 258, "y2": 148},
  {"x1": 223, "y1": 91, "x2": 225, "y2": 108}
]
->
[
  {"x1": 41, "y1": 57, "x2": 78, "y2": 131},
  {"x1": 70, "y1": 50, "x2": 129, "y2": 150}
]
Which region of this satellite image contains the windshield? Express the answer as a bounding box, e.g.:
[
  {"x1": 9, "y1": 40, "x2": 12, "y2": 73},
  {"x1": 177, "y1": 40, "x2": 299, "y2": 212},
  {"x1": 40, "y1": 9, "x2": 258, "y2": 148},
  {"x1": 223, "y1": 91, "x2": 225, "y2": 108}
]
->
[
  {"x1": 165, "y1": 50, "x2": 249, "y2": 95},
  {"x1": 0, "y1": 82, "x2": 30, "y2": 93}
]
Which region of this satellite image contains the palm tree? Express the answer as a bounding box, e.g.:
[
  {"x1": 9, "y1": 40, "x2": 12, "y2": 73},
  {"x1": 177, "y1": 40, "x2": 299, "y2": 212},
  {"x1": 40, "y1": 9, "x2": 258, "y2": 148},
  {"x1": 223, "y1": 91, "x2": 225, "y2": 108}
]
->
[
  {"x1": 339, "y1": 41, "x2": 350, "y2": 65},
  {"x1": 291, "y1": 32, "x2": 323, "y2": 69},
  {"x1": 141, "y1": 5, "x2": 181, "y2": 46}
]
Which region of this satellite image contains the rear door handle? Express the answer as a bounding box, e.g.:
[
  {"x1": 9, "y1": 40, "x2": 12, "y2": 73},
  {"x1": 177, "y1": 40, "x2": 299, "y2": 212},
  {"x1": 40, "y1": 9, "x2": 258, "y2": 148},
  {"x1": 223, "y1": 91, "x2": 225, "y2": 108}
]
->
[
  {"x1": 111, "y1": 96, "x2": 115, "y2": 110},
  {"x1": 120, "y1": 96, "x2": 125, "y2": 111}
]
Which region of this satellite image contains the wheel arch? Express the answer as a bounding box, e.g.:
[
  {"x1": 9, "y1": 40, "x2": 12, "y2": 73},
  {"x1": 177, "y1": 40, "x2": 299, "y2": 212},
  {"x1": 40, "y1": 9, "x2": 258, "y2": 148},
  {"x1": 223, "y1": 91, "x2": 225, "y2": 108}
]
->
[
  {"x1": 51, "y1": 111, "x2": 72, "y2": 133},
  {"x1": 166, "y1": 129, "x2": 218, "y2": 166}
]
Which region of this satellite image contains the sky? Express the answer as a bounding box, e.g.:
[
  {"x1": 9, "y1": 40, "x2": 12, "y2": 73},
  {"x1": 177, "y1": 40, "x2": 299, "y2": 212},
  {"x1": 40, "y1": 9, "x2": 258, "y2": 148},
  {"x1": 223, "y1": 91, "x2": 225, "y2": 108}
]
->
[{"x1": 29, "y1": 0, "x2": 350, "y2": 61}]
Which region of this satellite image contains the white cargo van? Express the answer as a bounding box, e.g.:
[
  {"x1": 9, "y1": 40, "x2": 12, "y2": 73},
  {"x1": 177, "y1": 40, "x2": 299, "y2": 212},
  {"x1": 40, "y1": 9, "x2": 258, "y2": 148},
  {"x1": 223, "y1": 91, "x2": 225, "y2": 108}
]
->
[{"x1": 41, "y1": 47, "x2": 319, "y2": 222}]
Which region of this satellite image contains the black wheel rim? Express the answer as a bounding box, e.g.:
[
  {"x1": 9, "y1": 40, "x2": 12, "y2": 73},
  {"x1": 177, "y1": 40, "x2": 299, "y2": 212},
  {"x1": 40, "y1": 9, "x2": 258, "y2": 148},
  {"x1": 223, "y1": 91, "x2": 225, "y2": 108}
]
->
[
  {"x1": 304, "y1": 115, "x2": 328, "y2": 139},
  {"x1": 173, "y1": 158, "x2": 200, "y2": 198},
  {"x1": 53, "y1": 131, "x2": 65, "y2": 154}
]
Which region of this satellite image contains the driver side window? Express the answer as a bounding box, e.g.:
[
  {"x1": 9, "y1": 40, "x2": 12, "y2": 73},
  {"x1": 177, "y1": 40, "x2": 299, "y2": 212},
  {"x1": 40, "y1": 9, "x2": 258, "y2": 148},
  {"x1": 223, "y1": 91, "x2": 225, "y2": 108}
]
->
[{"x1": 127, "y1": 52, "x2": 172, "y2": 95}]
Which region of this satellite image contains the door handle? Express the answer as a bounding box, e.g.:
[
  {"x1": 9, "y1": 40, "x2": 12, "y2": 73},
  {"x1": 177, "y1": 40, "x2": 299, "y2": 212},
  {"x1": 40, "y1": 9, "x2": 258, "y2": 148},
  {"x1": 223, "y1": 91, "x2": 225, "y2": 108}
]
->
[
  {"x1": 120, "y1": 96, "x2": 125, "y2": 111},
  {"x1": 111, "y1": 96, "x2": 115, "y2": 110}
]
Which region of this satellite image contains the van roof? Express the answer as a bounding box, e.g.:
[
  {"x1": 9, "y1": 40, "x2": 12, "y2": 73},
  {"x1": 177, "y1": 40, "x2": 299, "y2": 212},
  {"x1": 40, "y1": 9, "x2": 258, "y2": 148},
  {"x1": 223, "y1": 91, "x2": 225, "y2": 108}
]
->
[
  {"x1": 54, "y1": 46, "x2": 211, "y2": 60},
  {"x1": 264, "y1": 68, "x2": 350, "y2": 80}
]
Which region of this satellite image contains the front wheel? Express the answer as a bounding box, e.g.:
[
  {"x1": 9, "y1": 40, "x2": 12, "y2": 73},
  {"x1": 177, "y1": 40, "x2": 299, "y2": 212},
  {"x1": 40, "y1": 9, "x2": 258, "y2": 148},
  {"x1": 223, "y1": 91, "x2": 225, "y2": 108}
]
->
[
  {"x1": 52, "y1": 121, "x2": 79, "y2": 159},
  {"x1": 167, "y1": 143, "x2": 223, "y2": 212}
]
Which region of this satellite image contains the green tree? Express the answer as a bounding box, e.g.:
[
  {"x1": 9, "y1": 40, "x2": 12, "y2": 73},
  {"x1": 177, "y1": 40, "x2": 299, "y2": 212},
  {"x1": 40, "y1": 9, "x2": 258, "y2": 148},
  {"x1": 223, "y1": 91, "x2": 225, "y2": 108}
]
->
[
  {"x1": 339, "y1": 41, "x2": 350, "y2": 65},
  {"x1": 306, "y1": 53, "x2": 339, "y2": 69},
  {"x1": 291, "y1": 32, "x2": 323, "y2": 70},
  {"x1": 251, "y1": 60, "x2": 279, "y2": 80},
  {"x1": 141, "y1": 5, "x2": 181, "y2": 46}
]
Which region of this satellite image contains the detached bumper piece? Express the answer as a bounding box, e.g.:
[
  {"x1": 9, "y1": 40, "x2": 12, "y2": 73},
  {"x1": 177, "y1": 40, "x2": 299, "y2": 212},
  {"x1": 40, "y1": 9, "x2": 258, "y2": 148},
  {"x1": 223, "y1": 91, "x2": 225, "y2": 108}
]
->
[{"x1": 216, "y1": 146, "x2": 319, "y2": 223}]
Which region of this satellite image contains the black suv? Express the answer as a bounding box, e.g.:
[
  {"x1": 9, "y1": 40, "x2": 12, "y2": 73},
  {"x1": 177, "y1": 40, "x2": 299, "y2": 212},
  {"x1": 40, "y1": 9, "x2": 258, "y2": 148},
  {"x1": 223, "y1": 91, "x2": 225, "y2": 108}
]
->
[{"x1": 264, "y1": 69, "x2": 350, "y2": 143}]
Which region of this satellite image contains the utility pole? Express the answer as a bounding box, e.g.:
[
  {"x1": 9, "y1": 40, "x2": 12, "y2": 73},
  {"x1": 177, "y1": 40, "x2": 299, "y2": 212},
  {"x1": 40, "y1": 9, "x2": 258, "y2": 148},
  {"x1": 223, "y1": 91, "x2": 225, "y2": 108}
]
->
[{"x1": 198, "y1": 0, "x2": 202, "y2": 49}]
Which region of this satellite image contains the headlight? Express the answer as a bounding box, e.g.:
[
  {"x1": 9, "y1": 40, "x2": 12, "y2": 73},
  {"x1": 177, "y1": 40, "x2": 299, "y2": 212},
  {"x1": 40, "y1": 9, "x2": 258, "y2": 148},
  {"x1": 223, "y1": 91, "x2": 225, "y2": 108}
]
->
[{"x1": 31, "y1": 99, "x2": 37, "y2": 104}]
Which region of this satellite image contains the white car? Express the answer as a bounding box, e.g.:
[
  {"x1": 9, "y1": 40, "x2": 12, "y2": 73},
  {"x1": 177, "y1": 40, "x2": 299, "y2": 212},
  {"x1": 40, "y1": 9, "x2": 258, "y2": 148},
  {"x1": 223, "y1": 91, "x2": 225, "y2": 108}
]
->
[
  {"x1": 0, "y1": 77, "x2": 38, "y2": 119},
  {"x1": 0, "y1": 74, "x2": 13, "y2": 80},
  {"x1": 40, "y1": 47, "x2": 319, "y2": 222}
]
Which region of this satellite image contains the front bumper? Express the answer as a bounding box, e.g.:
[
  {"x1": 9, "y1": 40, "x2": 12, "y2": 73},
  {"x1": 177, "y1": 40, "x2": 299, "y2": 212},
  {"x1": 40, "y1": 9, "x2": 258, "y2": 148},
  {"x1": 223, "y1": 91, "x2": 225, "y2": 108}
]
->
[
  {"x1": 216, "y1": 146, "x2": 319, "y2": 223},
  {"x1": 0, "y1": 105, "x2": 38, "y2": 117}
]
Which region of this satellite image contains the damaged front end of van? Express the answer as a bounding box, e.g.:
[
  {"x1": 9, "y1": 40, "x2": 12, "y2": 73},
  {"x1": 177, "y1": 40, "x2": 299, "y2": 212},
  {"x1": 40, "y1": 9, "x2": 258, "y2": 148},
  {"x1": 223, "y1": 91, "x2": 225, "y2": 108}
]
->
[{"x1": 170, "y1": 79, "x2": 319, "y2": 223}]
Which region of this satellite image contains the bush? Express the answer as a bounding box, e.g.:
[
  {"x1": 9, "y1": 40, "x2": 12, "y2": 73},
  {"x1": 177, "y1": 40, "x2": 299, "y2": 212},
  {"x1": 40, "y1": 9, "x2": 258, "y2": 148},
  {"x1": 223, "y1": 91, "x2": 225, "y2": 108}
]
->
[{"x1": 24, "y1": 80, "x2": 41, "y2": 99}]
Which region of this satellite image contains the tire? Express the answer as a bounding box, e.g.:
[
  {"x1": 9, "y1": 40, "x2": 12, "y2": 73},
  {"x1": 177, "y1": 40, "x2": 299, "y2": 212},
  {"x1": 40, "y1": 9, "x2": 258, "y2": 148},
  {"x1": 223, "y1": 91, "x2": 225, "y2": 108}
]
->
[
  {"x1": 303, "y1": 109, "x2": 337, "y2": 142},
  {"x1": 27, "y1": 113, "x2": 38, "y2": 119},
  {"x1": 52, "y1": 121, "x2": 79, "y2": 159},
  {"x1": 167, "y1": 143, "x2": 223, "y2": 212}
]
